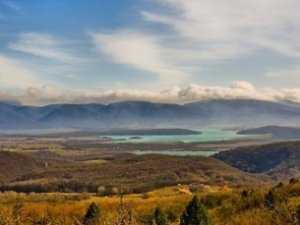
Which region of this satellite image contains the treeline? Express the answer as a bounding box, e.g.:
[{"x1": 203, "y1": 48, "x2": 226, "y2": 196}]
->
[
  {"x1": 0, "y1": 181, "x2": 99, "y2": 193},
  {"x1": 0, "y1": 181, "x2": 181, "y2": 195}
]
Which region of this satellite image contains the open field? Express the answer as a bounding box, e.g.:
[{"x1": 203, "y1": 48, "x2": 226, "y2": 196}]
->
[{"x1": 0, "y1": 180, "x2": 300, "y2": 225}]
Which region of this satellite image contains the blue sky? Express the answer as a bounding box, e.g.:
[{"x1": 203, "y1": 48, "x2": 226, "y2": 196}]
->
[{"x1": 1, "y1": 0, "x2": 300, "y2": 105}]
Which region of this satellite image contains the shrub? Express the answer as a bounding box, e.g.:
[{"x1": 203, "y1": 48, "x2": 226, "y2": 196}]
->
[
  {"x1": 180, "y1": 196, "x2": 212, "y2": 225},
  {"x1": 83, "y1": 202, "x2": 101, "y2": 225}
]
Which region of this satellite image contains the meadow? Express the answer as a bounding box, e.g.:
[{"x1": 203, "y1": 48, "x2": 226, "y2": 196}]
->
[{"x1": 0, "y1": 180, "x2": 300, "y2": 225}]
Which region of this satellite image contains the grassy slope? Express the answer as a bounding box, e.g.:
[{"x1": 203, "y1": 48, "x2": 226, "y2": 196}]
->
[
  {"x1": 1, "y1": 180, "x2": 300, "y2": 225},
  {"x1": 0, "y1": 152, "x2": 260, "y2": 193}
]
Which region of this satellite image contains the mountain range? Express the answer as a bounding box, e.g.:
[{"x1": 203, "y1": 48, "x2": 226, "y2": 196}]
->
[{"x1": 1, "y1": 99, "x2": 300, "y2": 130}]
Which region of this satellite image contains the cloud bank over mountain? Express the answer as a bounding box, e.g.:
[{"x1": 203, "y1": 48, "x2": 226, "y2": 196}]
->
[
  {"x1": 1, "y1": 81, "x2": 300, "y2": 106},
  {"x1": 1, "y1": 0, "x2": 300, "y2": 105}
]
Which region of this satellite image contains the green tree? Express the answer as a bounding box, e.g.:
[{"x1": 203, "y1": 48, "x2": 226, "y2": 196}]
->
[
  {"x1": 180, "y1": 196, "x2": 212, "y2": 225},
  {"x1": 153, "y1": 207, "x2": 168, "y2": 225},
  {"x1": 83, "y1": 202, "x2": 101, "y2": 225}
]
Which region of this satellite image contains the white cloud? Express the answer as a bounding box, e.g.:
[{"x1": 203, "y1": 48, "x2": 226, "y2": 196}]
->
[
  {"x1": 0, "y1": 55, "x2": 41, "y2": 88},
  {"x1": 9, "y1": 33, "x2": 78, "y2": 63},
  {"x1": 2, "y1": 0, "x2": 300, "y2": 102},
  {"x1": 230, "y1": 81, "x2": 256, "y2": 92},
  {"x1": 174, "y1": 82, "x2": 269, "y2": 103},
  {"x1": 4, "y1": 81, "x2": 300, "y2": 105},
  {"x1": 146, "y1": 0, "x2": 300, "y2": 58},
  {"x1": 91, "y1": 31, "x2": 188, "y2": 82},
  {"x1": 91, "y1": 0, "x2": 300, "y2": 84}
]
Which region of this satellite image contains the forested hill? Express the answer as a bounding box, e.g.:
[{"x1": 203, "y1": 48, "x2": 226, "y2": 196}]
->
[{"x1": 214, "y1": 141, "x2": 300, "y2": 180}]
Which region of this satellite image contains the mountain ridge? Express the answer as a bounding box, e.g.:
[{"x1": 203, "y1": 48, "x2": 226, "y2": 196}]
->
[{"x1": 1, "y1": 99, "x2": 300, "y2": 130}]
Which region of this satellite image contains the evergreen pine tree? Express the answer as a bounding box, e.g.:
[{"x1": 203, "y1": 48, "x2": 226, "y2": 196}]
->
[
  {"x1": 153, "y1": 207, "x2": 168, "y2": 225},
  {"x1": 83, "y1": 202, "x2": 101, "y2": 225},
  {"x1": 180, "y1": 196, "x2": 212, "y2": 225}
]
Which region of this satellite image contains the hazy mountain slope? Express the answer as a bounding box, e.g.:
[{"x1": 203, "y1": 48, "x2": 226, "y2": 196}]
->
[
  {"x1": 0, "y1": 103, "x2": 35, "y2": 128},
  {"x1": 185, "y1": 99, "x2": 300, "y2": 127},
  {"x1": 1, "y1": 99, "x2": 300, "y2": 130},
  {"x1": 238, "y1": 126, "x2": 300, "y2": 139},
  {"x1": 214, "y1": 141, "x2": 300, "y2": 180}
]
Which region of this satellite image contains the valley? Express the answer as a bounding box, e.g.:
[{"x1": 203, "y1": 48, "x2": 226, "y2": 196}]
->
[
  {"x1": 2, "y1": 103, "x2": 300, "y2": 225},
  {"x1": 0, "y1": 134, "x2": 265, "y2": 193},
  {"x1": 1, "y1": 132, "x2": 300, "y2": 225}
]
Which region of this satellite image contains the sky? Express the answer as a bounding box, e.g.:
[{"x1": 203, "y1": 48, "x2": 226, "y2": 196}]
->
[{"x1": 1, "y1": 0, "x2": 300, "y2": 105}]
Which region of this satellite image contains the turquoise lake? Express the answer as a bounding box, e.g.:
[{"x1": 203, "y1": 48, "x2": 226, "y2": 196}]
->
[
  {"x1": 132, "y1": 150, "x2": 220, "y2": 157},
  {"x1": 99, "y1": 129, "x2": 257, "y2": 156},
  {"x1": 100, "y1": 129, "x2": 250, "y2": 144}
]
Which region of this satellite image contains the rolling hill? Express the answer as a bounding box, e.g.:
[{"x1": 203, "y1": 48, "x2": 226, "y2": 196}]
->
[
  {"x1": 214, "y1": 141, "x2": 300, "y2": 180},
  {"x1": 1, "y1": 99, "x2": 300, "y2": 130},
  {"x1": 0, "y1": 152, "x2": 260, "y2": 193}
]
